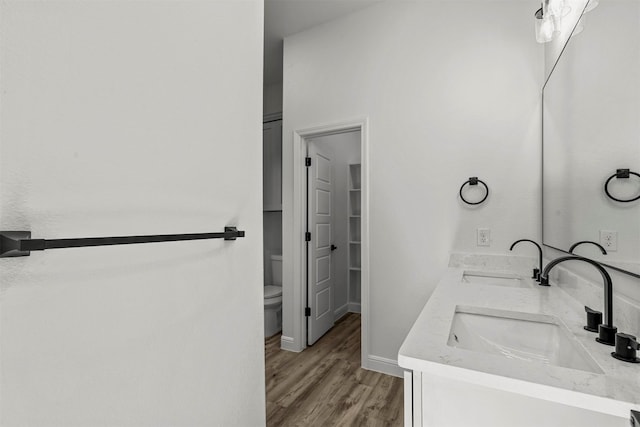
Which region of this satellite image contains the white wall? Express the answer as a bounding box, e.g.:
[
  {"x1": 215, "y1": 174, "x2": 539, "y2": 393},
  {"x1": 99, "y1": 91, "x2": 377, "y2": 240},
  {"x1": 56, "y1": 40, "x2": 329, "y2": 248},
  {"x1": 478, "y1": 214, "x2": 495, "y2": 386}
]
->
[
  {"x1": 0, "y1": 1, "x2": 265, "y2": 425},
  {"x1": 282, "y1": 1, "x2": 543, "y2": 363},
  {"x1": 309, "y1": 132, "x2": 361, "y2": 317}
]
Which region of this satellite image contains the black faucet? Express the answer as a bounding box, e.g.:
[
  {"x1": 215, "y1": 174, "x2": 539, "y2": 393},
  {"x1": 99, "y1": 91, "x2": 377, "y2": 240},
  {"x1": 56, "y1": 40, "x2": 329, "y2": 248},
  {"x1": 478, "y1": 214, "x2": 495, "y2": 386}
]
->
[
  {"x1": 569, "y1": 240, "x2": 608, "y2": 255},
  {"x1": 540, "y1": 256, "x2": 617, "y2": 346},
  {"x1": 509, "y1": 239, "x2": 543, "y2": 282}
]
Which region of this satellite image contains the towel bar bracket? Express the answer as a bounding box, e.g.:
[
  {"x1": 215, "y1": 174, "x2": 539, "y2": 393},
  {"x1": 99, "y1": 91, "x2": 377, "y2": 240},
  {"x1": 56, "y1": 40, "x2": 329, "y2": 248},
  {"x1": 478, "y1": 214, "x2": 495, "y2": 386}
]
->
[{"x1": 0, "y1": 231, "x2": 32, "y2": 258}]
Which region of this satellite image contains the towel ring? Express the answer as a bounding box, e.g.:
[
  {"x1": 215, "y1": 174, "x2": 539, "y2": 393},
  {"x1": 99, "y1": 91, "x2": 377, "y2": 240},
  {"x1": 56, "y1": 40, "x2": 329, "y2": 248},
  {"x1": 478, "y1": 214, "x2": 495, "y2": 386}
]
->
[
  {"x1": 459, "y1": 177, "x2": 489, "y2": 205},
  {"x1": 604, "y1": 169, "x2": 640, "y2": 203}
]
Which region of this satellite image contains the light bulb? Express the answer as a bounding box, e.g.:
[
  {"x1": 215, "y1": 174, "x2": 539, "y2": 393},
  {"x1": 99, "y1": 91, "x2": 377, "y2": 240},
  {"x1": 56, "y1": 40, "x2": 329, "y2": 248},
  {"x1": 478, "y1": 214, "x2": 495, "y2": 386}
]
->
[
  {"x1": 536, "y1": 15, "x2": 555, "y2": 43},
  {"x1": 548, "y1": 0, "x2": 570, "y2": 17}
]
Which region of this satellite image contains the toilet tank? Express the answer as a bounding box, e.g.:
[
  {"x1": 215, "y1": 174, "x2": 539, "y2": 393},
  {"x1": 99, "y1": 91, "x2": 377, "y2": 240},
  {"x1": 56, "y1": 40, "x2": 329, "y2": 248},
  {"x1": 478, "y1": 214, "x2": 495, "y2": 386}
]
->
[{"x1": 270, "y1": 254, "x2": 282, "y2": 286}]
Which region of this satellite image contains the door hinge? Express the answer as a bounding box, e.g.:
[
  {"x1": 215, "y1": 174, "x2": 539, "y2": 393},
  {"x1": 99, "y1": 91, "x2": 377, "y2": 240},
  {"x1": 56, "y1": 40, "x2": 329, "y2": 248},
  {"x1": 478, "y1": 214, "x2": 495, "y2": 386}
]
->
[
  {"x1": 305, "y1": 232, "x2": 311, "y2": 242},
  {"x1": 305, "y1": 157, "x2": 311, "y2": 167},
  {"x1": 305, "y1": 307, "x2": 311, "y2": 317}
]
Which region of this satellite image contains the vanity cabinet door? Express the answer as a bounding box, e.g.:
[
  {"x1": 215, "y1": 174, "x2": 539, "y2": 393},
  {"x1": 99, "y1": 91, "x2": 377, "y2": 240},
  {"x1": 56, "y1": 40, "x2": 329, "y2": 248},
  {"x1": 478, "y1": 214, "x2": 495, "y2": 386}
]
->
[
  {"x1": 404, "y1": 370, "x2": 422, "y2": 427},
  {"x1": 419, "y1": 372, "x2": 628, "y2": 427}
]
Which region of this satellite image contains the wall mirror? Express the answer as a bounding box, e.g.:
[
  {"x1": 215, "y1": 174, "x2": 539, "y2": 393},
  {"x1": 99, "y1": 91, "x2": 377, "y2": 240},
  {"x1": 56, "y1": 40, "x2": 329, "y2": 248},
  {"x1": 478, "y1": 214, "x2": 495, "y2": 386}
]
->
[{"x1": 543, "y1": 0, "x2": 640, "y2": 277}]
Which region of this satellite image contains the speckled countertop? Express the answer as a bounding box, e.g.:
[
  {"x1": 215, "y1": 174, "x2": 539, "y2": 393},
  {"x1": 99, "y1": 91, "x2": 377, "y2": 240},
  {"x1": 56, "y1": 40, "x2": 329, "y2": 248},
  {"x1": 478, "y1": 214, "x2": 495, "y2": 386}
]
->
[{"x1": 398, "y1": 261, "x2": 640, "y2": 418}]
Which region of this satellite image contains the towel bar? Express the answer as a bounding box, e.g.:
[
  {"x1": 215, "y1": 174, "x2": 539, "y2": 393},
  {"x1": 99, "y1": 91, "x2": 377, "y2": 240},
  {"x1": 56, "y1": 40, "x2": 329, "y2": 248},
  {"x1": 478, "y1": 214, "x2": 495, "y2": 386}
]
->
[{"x1": 0, "y1": 227, "x2": 245, "y2": 258}]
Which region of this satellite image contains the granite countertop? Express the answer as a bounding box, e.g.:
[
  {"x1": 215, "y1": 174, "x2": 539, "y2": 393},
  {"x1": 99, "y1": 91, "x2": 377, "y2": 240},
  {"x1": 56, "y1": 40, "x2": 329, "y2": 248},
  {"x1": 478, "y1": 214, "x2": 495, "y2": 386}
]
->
[{"x1": 398, "y1": 262, "x2": 640, "y2": 418}]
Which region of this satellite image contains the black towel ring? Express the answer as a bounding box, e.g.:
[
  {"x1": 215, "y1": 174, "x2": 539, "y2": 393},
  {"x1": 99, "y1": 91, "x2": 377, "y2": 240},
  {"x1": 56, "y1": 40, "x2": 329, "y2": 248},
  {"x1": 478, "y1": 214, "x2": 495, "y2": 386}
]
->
[
  {"x1": 604, "y1": 169, "x2": 640, "y2": 203},
  {"x1": 459, "y1": 177, "x2": 489, "y2": 205}
]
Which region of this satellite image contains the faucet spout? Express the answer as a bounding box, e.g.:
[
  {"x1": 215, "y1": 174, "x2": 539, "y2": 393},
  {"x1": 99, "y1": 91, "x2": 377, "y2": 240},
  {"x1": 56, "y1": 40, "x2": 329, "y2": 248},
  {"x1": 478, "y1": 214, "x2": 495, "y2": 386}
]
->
[
  {"x1": 568, "y1": 240, "x2": 608, "y2": 255},
  {"x1": 540, "y1": 255, "x2": 616, "y2": 345},
  {"x1": 510, "y1": 239, "x2": 543, "y2": 282}
]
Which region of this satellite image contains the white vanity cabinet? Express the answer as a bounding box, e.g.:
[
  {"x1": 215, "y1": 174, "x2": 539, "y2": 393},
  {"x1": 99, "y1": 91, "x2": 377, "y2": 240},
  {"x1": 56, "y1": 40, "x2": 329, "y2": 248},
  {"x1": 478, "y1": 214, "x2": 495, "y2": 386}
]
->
[
  {"x1": 403, "y1": 370, "x2": 628, "y2": 427},
  {"x1": 399, "y1": 259, "x2": 639, "y2": 427},
  {"x1": 263, "y1": 119, "x2": 282, "y2": 211}
]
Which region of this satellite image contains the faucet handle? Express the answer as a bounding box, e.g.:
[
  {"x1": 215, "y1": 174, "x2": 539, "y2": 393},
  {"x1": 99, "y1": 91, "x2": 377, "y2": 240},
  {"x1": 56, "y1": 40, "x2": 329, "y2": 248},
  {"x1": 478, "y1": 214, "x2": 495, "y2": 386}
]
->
[
  {"x1": 611, "y1": 333, "x2": 640, "y2": 363},
  {"x1": 532, "y1": 268, "x2": 540, "y2": 281},
  {"x1": 584, "y1": 306, "x2": 602, "y2": 333}
]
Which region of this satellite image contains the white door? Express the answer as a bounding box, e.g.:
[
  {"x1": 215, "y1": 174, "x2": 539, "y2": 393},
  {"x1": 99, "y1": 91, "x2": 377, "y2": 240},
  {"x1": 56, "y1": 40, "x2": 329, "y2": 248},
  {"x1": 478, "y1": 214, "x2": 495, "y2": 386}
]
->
[{"x1": 307, "y1": 142, "x2": 334, "y2": 345}]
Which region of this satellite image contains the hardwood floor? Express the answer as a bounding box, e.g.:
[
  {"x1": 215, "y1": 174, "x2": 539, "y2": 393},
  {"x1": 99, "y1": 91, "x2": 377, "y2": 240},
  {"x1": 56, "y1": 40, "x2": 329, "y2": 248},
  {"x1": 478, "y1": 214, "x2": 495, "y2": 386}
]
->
[{"x1": 265, "y1": 313, "x2": 404, "y2": 426}]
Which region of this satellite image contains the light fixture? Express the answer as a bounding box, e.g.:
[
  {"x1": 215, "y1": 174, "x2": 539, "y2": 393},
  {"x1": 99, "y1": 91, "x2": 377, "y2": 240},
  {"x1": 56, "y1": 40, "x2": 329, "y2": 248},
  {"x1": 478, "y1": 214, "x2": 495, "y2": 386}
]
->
[
  {"x1": 534, "y1": 0, "x2": 591, "y2": 43},
  {"x1": 584, "y1": 0, "x2": 598, "y2": 13},
  {"x1": 548, "y1": 0, "x2": 570, "y2": 18},
  {"x1": 535, "y1": 7, "x2": 554, "y2": 43}
]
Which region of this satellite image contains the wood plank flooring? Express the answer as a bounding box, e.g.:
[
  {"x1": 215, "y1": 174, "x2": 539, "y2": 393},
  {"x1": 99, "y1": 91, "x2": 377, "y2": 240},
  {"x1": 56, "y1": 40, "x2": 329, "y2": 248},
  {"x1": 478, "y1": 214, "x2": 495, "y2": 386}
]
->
[{"x1": 265, "y1": 313, "x2": 404, "y2": 426}]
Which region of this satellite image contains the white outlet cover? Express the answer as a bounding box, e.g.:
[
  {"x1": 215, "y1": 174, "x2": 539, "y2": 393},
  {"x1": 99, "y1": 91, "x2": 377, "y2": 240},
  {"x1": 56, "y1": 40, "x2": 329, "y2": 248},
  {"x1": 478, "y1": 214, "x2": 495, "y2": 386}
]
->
[
  {"x1": 477, "y1": 228, "x2": 490, "y2": 247},
  {"x1": 599, "y1": 230, "x2": 618, "y2": 252}
]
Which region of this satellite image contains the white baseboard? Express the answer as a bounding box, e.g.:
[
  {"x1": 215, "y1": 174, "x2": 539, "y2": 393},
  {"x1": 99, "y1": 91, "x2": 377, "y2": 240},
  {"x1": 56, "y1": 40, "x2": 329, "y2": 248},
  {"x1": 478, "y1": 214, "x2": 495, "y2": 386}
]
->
[
  {"x1": 334, "y1": 303, "x2": 349, "y2": 320},
  {"x1": 348, "y1": 302, "x2": 361, "y2": 313},
  {"x1": 280, "y1": 335, "x2": 302, "y2": 353},
  {"x1": 366, "y1": 355, "x2": 404, "y2": 378}
]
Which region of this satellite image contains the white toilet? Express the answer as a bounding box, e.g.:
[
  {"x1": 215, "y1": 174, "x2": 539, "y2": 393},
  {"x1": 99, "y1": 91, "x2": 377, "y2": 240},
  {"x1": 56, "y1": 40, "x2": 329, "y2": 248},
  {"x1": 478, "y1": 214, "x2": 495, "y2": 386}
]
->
[{"x1": 264, "y1": 254, "x2": 282, "y2": 337}]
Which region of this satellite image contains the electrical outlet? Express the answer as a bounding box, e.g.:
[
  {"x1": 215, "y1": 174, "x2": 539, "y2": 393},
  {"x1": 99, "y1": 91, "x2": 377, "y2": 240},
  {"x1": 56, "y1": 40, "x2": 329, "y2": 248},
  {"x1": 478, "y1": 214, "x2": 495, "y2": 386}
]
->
[
  {"x1": 600, "y1": 230, "x2": 618, "y2": 252},
  {"x1": 477, "y1": 228, "x2": 491, "y2": 247}
]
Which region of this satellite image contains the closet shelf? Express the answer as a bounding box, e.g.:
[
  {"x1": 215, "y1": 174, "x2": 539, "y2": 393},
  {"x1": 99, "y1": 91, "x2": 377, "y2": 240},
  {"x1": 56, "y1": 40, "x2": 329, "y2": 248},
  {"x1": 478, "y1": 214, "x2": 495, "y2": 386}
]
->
[{"x1": 348, "y1": 163, "x2": 362, "y2": 308}]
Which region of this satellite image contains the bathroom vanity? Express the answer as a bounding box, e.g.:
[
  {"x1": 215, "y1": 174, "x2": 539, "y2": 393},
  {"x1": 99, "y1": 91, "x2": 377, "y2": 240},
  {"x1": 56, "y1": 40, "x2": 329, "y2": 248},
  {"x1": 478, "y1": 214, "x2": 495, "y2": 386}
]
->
[{"x1": 398, "y1": 255, "x2": 640, "y2": 427}]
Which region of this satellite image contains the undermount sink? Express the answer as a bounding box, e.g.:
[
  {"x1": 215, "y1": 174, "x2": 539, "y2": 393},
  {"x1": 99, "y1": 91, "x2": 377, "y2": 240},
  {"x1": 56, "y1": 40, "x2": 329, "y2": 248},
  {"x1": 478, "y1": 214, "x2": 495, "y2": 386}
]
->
[
  {"x1": 461, "y1": 270, "x2": 529, "y2": 288},
  {"x1": 447, "y1": 306, "x2": 603, "y2": 374}
]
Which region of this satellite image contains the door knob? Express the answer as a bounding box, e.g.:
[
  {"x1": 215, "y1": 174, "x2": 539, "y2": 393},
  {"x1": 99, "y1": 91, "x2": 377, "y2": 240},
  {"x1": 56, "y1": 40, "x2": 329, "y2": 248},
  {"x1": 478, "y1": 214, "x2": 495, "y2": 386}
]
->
[{"x1": 331, "y1": 244, "x2": 337, "y2": 251}]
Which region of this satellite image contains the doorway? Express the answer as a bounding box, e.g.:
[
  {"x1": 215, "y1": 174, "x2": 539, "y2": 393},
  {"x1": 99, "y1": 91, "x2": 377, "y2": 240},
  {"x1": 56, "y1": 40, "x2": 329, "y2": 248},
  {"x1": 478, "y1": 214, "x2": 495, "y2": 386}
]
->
[
  {"x1": 306, "y1": 132, "x2": 361, "y2": 345},
  {"x1": 290, "y1": 119, "x2": 370, "y2": 367}
]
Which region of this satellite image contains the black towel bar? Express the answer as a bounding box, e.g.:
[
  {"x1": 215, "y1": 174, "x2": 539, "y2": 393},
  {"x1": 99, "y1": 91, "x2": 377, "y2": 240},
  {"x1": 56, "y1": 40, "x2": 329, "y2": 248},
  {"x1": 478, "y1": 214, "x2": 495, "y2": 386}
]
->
[{"x1": 0, "y1": 227, "x2": 245, "y2": 258}]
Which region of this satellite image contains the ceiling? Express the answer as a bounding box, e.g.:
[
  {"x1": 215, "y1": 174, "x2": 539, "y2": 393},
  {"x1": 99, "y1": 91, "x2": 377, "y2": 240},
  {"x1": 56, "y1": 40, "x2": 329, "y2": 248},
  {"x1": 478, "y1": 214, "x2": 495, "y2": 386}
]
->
[{"x1": 264, "y1": 0, "x2": 382, "y2": 85}]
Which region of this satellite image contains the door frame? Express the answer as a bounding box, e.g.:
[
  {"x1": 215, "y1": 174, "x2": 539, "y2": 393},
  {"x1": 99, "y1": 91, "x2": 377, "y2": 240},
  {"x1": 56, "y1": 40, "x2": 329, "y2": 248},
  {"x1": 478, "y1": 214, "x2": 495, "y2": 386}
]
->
[{"x1": 291, "y1": 117, "x2": 370, "y2": 368}]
